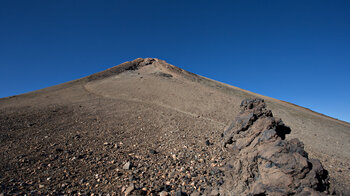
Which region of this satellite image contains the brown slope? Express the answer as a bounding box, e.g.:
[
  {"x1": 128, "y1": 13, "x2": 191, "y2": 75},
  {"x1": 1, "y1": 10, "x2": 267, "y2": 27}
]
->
[{"x1": 0, "y1": 58, "x2": 349, "y2": 194}]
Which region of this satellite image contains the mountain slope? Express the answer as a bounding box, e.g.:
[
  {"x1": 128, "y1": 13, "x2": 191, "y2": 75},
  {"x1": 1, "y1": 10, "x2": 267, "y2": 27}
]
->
[{"x1": 0, "y1": 58, "x2": 349, "y2": 194}]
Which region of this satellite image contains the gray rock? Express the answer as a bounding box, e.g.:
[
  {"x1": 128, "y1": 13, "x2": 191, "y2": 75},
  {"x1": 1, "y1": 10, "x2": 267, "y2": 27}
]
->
[
  {"x1": 124, "y1": 183, "x2": 134, "y2": 196},
  {"x1": 149, "y1": 149, "x2": 157, "y2": 154},
  {"x1": 175, "y1": 191, "x2": 187, "y2": 196},
  {"x1": 190, "y1": 191, "x2": 200, "y2": 196},
  {"x1": 123, "y1": 161, "x2": 131, "y2": 170},
  {"x1": 159, "y1": 191, "x2": 169, "y2": 196},
  {"x1": 210, "y1": 188, "x2": 219, "y2": 196}
]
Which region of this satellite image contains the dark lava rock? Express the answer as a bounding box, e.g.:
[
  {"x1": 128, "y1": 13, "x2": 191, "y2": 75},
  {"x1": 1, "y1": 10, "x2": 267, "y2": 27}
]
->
[
  {"x1": 205, "y1": 140, "x2": 211, "y2": 146},
  {"x1": 175, "y1": 191, "x2": 187, "y2": 196},
  {"x1": 153, "y1": 72, "x2": 173, "y2": 78},
  {"x1": 219, "y1": 98, "x2": 330, "y2": 195},
  {"x1": 149, "y1": 149, "x2": 157, "y2": 154},
  {"x1": 55, "y1": 148, "x2": 64, "y2": 153}
]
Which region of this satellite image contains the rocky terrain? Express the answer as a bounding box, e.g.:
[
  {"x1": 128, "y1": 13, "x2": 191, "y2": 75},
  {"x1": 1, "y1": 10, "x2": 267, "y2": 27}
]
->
[{"x1": 0, "y1": 58, "x2": 349, "y2": 195}]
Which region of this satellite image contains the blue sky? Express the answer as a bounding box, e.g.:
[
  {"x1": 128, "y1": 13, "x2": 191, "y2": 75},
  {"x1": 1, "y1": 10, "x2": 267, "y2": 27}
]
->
[{"x1": 0, "y1": 1, "x2": 349, "y2": 122}]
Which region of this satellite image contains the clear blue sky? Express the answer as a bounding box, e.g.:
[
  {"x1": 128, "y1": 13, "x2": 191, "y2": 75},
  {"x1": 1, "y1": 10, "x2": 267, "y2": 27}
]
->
[{"x1": 0, "y1": 1, "x2": 349, "y2": 122}]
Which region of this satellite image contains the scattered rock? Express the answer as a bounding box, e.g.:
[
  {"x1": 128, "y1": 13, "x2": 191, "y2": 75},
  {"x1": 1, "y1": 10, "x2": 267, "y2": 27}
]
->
[
  {"x1": 159, "y1": 191, "x2": 169, "y2": 196},
  {"x1": 123, "y1": 162, "x2": 131, "y2": 170},
  {"x1": 190, "y1": 191, "x2": 200, "y2": 196},
  {"x1": 149, "y1": 149, "x2": 157, "y2": 154},
  {"x1": 124, "y1": 183, "x2": 134, "y2": 196},
  {"x1": 0, "y1": 85, "x2": 342, "y2": 195},
  {"x1": 80, "y1": 178, "x2": 86, "y2": 184},
  {"x1": 153, "y1": 72, "x2": 173, "y2": 78},
  {"x1": 27, "y1": 123, "x2": 35, "y2": 127},
  {"x1": 210, "y1": 188, "x2": 219, "y2": 196},
  {"x1": 175, "y1": 191, "x2": 187, "y2": 196}
]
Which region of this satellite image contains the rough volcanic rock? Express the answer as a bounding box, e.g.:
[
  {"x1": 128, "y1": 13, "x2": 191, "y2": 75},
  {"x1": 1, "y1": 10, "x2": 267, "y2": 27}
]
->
[{"x1": 219, "y1": 98, "x2": 330, "y2": 195}]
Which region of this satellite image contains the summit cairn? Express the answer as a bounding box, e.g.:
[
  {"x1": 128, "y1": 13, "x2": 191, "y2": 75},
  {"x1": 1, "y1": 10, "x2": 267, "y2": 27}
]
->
[{"x1": 219, "y1": 98, "x2": 330, "y2": 195}]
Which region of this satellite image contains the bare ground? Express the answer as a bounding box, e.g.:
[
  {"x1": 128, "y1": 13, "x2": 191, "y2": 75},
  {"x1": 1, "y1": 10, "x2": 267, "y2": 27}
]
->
[{"x1": 0, "y1": 58, "x2": 349, "y2": 195}]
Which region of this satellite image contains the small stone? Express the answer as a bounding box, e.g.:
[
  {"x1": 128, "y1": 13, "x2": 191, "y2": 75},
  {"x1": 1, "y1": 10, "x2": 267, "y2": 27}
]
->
[
  {"x1": 124, "y1": 183, "x2": 134, "y2": 196},
  {"x1": 28, "y1": 123, "x2": 35, "y2": 127},
  {"x1": 172, "y1": 154, "x2": 177, "y2": 160},
  {"x1": 175, "y1": 191, "x2": 186, "y2": 196},
  {"x1": 210, "y1": 188, "x2": 219, "y2": 196},
  {"x1": 205, "y1": 140, "x2": 210, "y2": 146},
  {"x1": 159, "y1": 191, "x2": 168, "y2": 196},
  {"x1": 149, "y1": 149, "x2": 157, "y2": 154},
  {"x1": 191, "y1": 192, "x2": 200, "y2": 196},
  {"x1": 123, "y1": 162, "x2": 131, "y2": 170},
  {"x1": 129, "y1": 175, "x2": 136, "y2": 181},
  {"x1": 169, "y1": 172, "x2": 175, "y2": 178},
  {"x1": 80, "y1": 178, "x2": 87, "y2": 184}
]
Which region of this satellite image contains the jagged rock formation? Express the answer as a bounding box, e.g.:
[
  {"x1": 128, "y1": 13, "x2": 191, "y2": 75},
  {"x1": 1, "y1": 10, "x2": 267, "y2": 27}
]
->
[{"x1": 219, "y1": 99, "x2": 330, "y2": 195}]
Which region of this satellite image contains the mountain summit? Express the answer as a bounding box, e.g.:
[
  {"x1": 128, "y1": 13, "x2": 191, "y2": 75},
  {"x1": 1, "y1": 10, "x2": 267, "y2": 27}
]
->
[{"x1": 0, "y1": 58, "x2": 349, "y2": 194}]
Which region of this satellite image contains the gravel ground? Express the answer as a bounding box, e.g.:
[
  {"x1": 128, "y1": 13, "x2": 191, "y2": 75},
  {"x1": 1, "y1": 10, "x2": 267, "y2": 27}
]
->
[{"x1": 1, "y1": 58, "x2": 349, "y2": 195}]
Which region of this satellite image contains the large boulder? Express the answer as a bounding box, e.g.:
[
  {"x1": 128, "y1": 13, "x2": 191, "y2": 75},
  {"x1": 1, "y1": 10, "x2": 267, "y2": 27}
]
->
[{"x1": 219, "y1": 98, "x2": 330, "y2": 195}]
